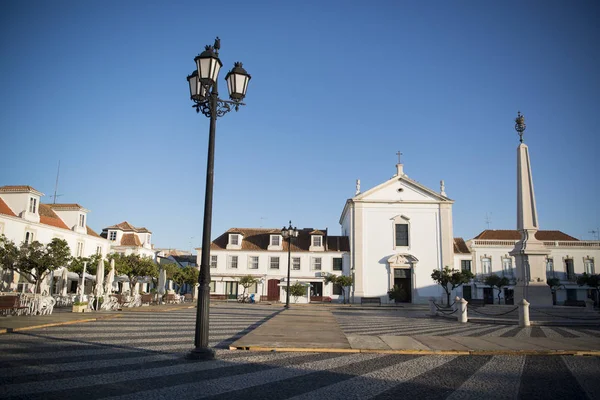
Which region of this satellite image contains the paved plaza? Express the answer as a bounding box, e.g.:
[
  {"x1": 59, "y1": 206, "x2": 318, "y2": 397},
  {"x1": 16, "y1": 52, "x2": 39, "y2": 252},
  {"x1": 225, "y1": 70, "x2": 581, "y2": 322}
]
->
[{"x1": 1, "y1": 305, "x2": 600, "y2": 399}]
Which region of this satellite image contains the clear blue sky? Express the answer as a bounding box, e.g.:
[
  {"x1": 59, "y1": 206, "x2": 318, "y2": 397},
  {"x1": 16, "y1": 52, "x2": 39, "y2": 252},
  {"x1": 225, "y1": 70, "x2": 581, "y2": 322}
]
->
[{"x1": 1, "y1": 0, "x2": 598, "y2": 252}]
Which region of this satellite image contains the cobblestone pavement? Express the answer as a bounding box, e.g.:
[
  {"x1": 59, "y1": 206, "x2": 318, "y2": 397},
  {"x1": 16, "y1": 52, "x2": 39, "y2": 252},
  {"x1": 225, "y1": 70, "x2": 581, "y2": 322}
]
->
[
  {"x1": 1, "y1": 306, "x2": 600, "y2": 399},
  {"x1": 333, "y1": 309, "x2": 600, "y2": 338}
]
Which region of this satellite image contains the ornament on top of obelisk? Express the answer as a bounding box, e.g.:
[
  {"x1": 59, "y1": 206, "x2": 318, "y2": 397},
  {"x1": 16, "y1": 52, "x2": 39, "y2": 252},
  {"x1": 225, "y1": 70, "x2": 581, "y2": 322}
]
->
[{"x1": 509, "y1": 111, "x2": 553, "y2": 307}]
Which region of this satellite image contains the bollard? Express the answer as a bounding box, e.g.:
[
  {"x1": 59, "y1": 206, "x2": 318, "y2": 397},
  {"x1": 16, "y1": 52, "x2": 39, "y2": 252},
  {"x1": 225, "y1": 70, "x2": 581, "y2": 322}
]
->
[
  {"x1": 428, "y1": 297, "x2": 437, "y2": 316},
  {"x1": 585, "y1": 299, "x2": 595, "y2": 312},
  {"x1": 518, "y1": 299, "x2": 530, "y2": 327},
  {"x1": 458, "y1": 298, "x2": 468, "y2": 323}
]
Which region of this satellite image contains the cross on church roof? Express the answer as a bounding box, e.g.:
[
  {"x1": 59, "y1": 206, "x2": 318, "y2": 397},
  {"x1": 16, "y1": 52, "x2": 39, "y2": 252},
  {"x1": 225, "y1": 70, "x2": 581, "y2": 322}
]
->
[{"x1": 396, "y1": 151, "x2": 403, "y2": 164}]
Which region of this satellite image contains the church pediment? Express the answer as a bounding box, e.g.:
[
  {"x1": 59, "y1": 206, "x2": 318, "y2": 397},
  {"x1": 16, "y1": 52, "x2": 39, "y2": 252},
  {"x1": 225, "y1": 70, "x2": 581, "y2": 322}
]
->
[
  {"x1": 354, "y1": 175, "x2": 452, "y2": 203},
  {"x1": 387, "y1": 253, "x2": 419, "y2": 267}
]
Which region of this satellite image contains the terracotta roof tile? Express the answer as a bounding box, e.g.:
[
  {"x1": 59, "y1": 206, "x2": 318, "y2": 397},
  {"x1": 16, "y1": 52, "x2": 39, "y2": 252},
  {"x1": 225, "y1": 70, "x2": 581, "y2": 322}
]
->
[
  {"x1": 86, "y1": 226, "x2": 101, "y2": 238},
  {"x1": 453, "y1": 238, "x2": 470, "y2": 254},
  {"x1": 0, "y1": 185, "x2": 40, "y2": 192},
  {"x1": 473, "y1": 230, "x2": 578, "y2": 241},
  {"x1": 38, "y1": 204, "x2": 69, "y2": 230},
  {"x1": 120, "y1": 233, "x2": 142, "y2": 246},
  {"x1": 0, "y1": 198, "x2": 16, "y2": 217},
  {"x1": 211, "y1": 228, "x2": 349, "y2": 252},
  {"x1": 47, "y1": 203, "x2": 85, "y2": 210},
  {"x1": 104, "y1": 221, "x2": 151, "y2": 233}
]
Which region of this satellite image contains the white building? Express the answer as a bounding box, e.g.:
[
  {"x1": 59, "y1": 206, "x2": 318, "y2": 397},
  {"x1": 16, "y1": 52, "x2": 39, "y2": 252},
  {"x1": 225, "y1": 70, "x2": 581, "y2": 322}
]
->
[
  {"x1": 0, "y1": 185, "x2": 111, "y2": 292},
  {"x1": 200, "y1": 228, "x2": 350, "y2": 302},
  {"x1": 340, "y1": 162, "x2": 454, "y2": 304},
  {"x1": 461, "y1": 230, "x2": 599, "y2": 305},
  {"x1": 100, "y1": 221, "x2": 156, "y2": 259}
]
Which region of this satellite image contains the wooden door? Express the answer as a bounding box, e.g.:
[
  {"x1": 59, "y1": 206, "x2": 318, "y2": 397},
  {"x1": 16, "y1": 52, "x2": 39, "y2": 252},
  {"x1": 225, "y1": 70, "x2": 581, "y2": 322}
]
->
[{"x1": 266, "y1": 279, "x2": 280, "y2": 301}]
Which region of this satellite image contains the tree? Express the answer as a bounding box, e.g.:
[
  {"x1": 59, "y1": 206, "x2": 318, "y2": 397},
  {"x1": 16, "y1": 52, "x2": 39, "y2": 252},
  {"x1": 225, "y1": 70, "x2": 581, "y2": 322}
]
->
[
  {"x1": 388, "y1": 284, "x2": 408, "y2": 303},
  {"x1": 112, "y1": 253, "x2": 158, "y2": 293},
  {"x1": 431, "y1": 266, "x2": 474, "y2": 306},
  {"x1": 0, "y1": 235, "x2": 19, "y2": 290},
  {"x1": 288, "y1": 282, "x2": 306, "y2": 303},
  {"x1": 69, "y1": 253, "x2": 102, "y2": 276},
  {"x1": 238, "y1": 275, "x2": 259, "y2": 300},
  {"x1": 324, "y1": 274, "x2": 353, "y2": 303},
  {"x1": 484, "y1": 274, "x2": 510, "y2": 304},
  {"x1": 12, "y1": 238, "x2": 71, "y2": 294},
  {"x1": 577, "y1": 273, "x2": 600, "y2": 306},
  {"x1": 172, "y1": 266, "x2": 199, "y2": 294}
]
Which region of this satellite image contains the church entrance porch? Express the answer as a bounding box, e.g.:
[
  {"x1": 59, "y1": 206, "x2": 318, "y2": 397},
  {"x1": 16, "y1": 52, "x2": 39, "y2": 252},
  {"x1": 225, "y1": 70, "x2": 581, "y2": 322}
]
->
[{"x1": 392, "y1": 269, "x2": 411, "y2": 303}]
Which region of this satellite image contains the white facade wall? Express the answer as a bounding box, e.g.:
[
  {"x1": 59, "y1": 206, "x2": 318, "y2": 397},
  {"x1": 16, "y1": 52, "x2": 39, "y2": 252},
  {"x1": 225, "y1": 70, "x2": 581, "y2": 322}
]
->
[{"x1": 201, "y1": 249, "x2": 348, "y2": 302}]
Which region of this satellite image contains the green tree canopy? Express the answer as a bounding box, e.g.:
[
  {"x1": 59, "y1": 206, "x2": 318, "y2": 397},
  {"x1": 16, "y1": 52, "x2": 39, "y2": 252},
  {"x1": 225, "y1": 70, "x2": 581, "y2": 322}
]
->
[
  {"x1": 238, "y1": 275, "x2": 259, "y2": 298},
  {"x1": 69, "y1": 253, "x2": 103, "y2": 276},
  {"x1": 288, "y1": 282, "x2": 306, "y2": 303},
  {"x1": 0, "y1": 235, "x2": 19, "y2": 272},
  {"x1": 11, "y1": 238, "x2": 71, "y2": 293},
  {"x1": 431, "y1": 266, "x2": 474, "y2": 306},
  {"x1": 484, "y1": 274, "x2": 510, "y2": 304},
  {"x1": 577, "y1": 273, "x2": 600, "y2": 304},
  {"x1": 324, "y1": 274, "x2": 353, "y2": 303},
  {"x1": 111, "y1": 253, "x2": 158, "y2": 292},
  {"x1": 172, "y1": 266, "x2": 199, "y2": 293}
]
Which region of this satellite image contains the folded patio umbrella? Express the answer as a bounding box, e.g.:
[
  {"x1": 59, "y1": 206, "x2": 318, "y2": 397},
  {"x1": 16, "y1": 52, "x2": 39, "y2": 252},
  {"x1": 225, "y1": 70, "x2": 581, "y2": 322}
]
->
[
  {"x1": 95, "y1": 257, "x2": 104, "y2": 298},
  {"x1": 104, "y1": 259, "x2": 115, "y2": 294}
]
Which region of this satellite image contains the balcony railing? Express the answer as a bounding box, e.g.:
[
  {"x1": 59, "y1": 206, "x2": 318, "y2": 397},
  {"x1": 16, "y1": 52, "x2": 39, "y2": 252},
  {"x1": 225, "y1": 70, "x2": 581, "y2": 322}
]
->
[{"x1": 471, "y1": 239, "x2": 600, "y2": 249}]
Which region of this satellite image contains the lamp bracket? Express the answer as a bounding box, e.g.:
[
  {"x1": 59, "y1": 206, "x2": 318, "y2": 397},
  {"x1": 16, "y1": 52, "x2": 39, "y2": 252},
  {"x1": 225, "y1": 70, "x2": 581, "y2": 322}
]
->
[{"x1": 193, "y1": 98, "x2": 245, "y2": 118}]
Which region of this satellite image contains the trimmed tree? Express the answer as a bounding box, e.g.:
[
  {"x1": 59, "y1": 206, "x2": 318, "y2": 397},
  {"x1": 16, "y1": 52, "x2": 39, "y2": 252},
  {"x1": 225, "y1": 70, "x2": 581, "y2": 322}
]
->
[
  {"x1": 238, "y1": 275, "x2": 259, "y2": 300},
  {"x1": 324, "y1": 274, "x2": 353, "y2": 303},
  {"x1": 0, "y1": 235, "x2": 19, "y2": 290},
  {"x1": 172, "y1": 266, "x2": 199, "y2": 294},
  {"x1": 14, "y1": 238, "x2": 71, "y2": 294},
  {"x1": 431, "y1": 266, "x2": 474, "y2": 306},
  {"x1": 112, "y1": 253, "x2": 158, "y2": 294},
  {"x1": 577, "y1": 273, "x2": 600, "y2": 306},
  {"x1": 288, "y1": 282, "x2": 306, "y2": 303},
  {"x1": 69, "y1": 253, "x2": 102, "y2": 276},
  {"x1": 484, "y1": 274, "x2": 510, "y2": 304}
]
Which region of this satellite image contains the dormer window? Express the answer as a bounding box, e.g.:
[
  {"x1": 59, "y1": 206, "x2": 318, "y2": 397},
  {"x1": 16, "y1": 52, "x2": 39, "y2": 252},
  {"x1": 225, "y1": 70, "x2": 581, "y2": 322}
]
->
[
  {"x1": 312, "y1": 236, "x2": 322, "y2": 247},
  {"x1": 29, "y1": 198, "x2": 37, "y2": 213},
  {"x1": 227, "y1": 233, "x2": 243, "y2": 249},
  {"x1": 109, "y1": 231, "x2": 117, "y2": 241},
  {"x1": 271, "y1": 235, "x2": 280, "y2": 246},
  {"x1": 147, "y1": 234, "x2": 151, "y2": 244},
  {"x1": 79, "y1": 214, "x2": 85, "y2": 228}
]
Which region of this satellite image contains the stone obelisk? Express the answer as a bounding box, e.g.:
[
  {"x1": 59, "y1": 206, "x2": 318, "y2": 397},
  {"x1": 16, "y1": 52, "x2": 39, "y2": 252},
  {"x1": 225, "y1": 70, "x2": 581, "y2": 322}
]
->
[{"x1": 509, "y1": 112, "x2": 553, "y2": 306}]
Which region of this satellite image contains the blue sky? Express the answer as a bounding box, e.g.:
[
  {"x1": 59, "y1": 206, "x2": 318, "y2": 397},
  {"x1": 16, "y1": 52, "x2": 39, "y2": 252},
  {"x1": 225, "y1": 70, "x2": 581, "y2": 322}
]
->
[{"x1": 1, "y1": 0, "x2": 598, "y2": 251}]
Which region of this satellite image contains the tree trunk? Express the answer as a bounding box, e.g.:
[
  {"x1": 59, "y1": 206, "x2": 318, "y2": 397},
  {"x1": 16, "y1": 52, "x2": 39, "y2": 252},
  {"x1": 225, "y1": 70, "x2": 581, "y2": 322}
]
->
[{"x1": 445, "y1": 290, "x2": 451, "y2": 306}]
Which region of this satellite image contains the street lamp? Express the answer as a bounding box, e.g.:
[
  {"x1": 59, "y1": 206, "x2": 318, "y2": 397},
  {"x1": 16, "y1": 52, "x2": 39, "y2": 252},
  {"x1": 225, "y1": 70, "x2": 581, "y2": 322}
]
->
[
  {"x1": 187, "y1": 37, "x2": 251, "y2": 360},
  {"x1": 281, "y1": 221, "x2": 298, "y2": 309}
]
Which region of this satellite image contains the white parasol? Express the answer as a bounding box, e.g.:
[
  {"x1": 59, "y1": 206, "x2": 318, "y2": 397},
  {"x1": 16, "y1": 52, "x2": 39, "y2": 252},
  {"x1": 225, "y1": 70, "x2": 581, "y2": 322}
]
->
[
  {"x1": 95, "y1": 257, "x2": 104, "y2": 298},
  {"x1": 158, "y1": 267, "x2": 166, "y2": 297},
  {"x1": 104, "y1": 258, "x2": 115, "y2": 294},
  {"x1": 60, "y1": 267, "x2": 69, "y2": 296}
]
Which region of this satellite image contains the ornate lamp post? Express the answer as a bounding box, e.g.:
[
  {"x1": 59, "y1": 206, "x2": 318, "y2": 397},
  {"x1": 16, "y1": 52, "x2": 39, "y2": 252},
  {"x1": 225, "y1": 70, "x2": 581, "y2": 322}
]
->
[
  {"x1": 187, "y1": 37, "x2": 251, "y2": 360},
  {"x1": 281, "y1": 221, "x2": 299, "y2": 308},
  {"x1": 515, "y1": 111, "x2": 526, "y2": 142}
]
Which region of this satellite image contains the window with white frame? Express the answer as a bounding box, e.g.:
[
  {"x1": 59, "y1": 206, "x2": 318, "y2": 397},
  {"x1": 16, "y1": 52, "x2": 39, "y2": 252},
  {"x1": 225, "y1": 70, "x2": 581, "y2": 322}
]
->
[
  {"x1": 502, "y1": 257, "x2": 513, "y2": 277},
  {"x1": 311, "y1": 257, "x2": 322, "y2": 270},
  {"x1": 96, "y1": 246, "x2": 102, "y2": 255},
  {"x1": 29, "y1": 198, "x2": 37, "y2": 213},
  {"x1": 109, "y1": 231, "x2": 117, "y2": 241},
  {"x1": 24, "y1": 231, "x2": 34, "y2": 245},
  {"x1": 270, "y1": 257, "x2": 280, "y2": 269},
  {"x1": 210, "y1": 255, "x2": 218, "y2": 268},
  {"x1": 481, "y1": 257, "x2": 492, "y2": 275},
  {"x1": 227, "y1": 255, "x2": 238, "y2": 269},
  {"x1": 230, "y1": 234, "x2": 239, "y2": 246},
  {"x1": 249, "y1": 256, "x2": 259, "y2": 269},
  {"x1": 147, "y1": 234, "x2": 151, "y2": 244},
  {"x1": 271, "y1": 235, "x2": 280, "y2": 246},
  {"x1": 76, "y1": 242, "x2": 84, "y2": 257},
  {"x1": 79, "y1": 214, "x2": 85, "y2": 228},
  {"x1": 565, "y1": 258, "x2": 575, "y2": 280},
  {"x1": 546, "y1": 258, "x2": 554, "y2": 278},
  {"x1": 292, "y1": 257, "x2": 301, "y2": 270},
  {"x1": 584, "y1": 258, "x2": 595, "y2": 275},
  {"x1": 333, "y1": 258, "x2": 342, "y2": 271},
  {"x1": 312, "y1": 236, "x2": 322, "y2": 247}
]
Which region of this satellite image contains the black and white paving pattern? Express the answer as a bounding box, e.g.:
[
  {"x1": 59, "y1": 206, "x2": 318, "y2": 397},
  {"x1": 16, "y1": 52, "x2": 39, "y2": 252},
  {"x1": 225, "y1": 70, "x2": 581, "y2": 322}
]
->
[{"x1": 1, "y1": 306, "x2": 599, "y2": 399}]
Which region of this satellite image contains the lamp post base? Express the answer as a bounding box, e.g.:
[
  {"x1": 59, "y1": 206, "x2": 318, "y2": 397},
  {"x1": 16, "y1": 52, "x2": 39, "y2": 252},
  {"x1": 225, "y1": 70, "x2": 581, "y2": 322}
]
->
[{"x1": 186, "y1": 347, "x2": 215, "y2": 361}]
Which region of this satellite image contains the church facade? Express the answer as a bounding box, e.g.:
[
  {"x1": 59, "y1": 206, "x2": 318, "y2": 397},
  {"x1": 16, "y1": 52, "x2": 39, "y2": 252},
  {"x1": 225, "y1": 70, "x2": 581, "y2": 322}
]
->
[{"x1": 340, "y1": 162, "x2": 455, "y2": 304}]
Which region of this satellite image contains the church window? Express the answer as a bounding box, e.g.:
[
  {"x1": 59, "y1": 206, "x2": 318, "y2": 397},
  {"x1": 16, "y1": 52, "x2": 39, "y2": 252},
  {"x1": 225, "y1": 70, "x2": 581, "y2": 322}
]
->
[
  {"x1": 502, "y1": 258, "x2": 513, "y2": 277},
  {"x1": 395, "y1": 224, "x2": 409, "y2": 247}
]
